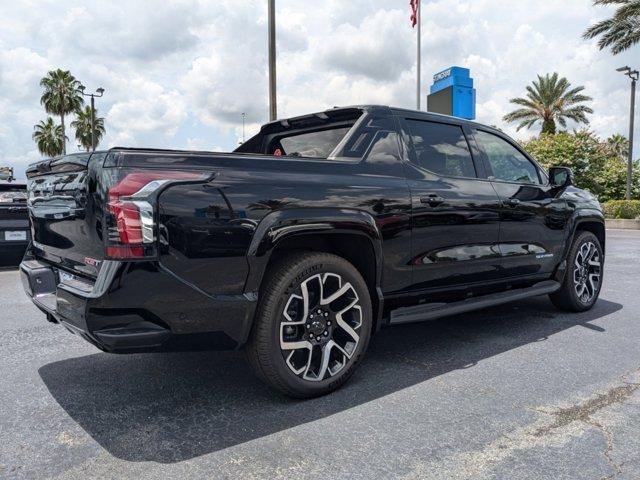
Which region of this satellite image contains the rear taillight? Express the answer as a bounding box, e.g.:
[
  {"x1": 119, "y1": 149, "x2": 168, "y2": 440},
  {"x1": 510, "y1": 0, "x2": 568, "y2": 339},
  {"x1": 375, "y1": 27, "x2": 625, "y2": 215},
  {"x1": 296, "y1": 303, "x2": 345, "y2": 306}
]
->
[{"x1": 106, "y1": 171, "x2": 209, "y2": 259}]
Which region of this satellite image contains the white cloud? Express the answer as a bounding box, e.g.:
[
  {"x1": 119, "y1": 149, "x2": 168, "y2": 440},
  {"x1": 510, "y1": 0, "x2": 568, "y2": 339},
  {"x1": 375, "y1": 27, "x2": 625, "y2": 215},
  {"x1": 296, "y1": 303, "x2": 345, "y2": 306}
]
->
[
  {"x1": 182, "y1": 52, "x2": 267, "y2": 128},
  {"x1": 106, "y1": 77, "x2": 187, "y2": 147},
  {"x1": 0, "y1": 46, "x2": 54, "y2": 177},
  {"x1": 319, "y1": 9, "x2": 414, "y2": 82},
  {"x1": 0, "y1": 0, "x2": 639, "y2": 180},
  {"x1": 0, "y1": 47, "x2": 51, "y2": 100},
  {"x1": 185, "y1": 137, "x2": 224, "y2": 152}
]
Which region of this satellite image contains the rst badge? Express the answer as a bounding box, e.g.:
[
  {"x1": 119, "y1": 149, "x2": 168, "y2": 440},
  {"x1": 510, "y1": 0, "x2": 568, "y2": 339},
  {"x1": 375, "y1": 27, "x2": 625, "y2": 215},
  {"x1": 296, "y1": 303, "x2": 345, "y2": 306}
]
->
[{"x1": 84, "y1": 257, "x2": 100, "y2": 267}]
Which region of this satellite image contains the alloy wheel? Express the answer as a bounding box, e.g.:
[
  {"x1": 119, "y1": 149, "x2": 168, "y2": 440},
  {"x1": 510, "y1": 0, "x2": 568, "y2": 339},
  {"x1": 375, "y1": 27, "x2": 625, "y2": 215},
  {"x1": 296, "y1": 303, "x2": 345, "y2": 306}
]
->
[
  {"x1": 279, "y1": 272, "x2": 362, "y2": 382},
  {"x1": 573, "y1": 241, "x2": 601, "y2": 303}
]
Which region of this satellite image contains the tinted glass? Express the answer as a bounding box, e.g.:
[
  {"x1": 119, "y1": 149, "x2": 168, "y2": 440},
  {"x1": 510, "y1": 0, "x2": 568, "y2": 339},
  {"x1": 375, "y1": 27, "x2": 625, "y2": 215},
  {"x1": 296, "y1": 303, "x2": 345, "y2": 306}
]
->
[
  {"x1": 362, "y1": 130, "x2": 402, "y2": 176},
  {"x1": 406, "y1": 120, "x2": 476, "y2": 177},
  {"x1": 0, "y1": 185, "x2": 27, "y2": 203},
  {"x1": 278, "y1": 127, "x2": 351, "y2": 158},
  {"x1": 475, "y1": 130, "x2": 540, "y2": 184},
  {"x1": 340, "y1": 116, "x2": 396, "y2": 159},
  {"x1": 366, "y1": 131, "x2": 400, "y2": 162},
  {"x1": 234, "y1": 108, "x2": 363, "y2": 156}
]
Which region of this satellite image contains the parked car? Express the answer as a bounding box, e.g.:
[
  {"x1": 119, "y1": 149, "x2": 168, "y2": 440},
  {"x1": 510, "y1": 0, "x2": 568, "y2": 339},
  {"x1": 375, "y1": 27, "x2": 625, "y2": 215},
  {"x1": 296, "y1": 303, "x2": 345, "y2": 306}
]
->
[
  {"x1": 20, "y1": 106, "x2": 604, "y2": 397},
  {"x1": 0, "y1": 182, "x2": 29, "y2": 266}
]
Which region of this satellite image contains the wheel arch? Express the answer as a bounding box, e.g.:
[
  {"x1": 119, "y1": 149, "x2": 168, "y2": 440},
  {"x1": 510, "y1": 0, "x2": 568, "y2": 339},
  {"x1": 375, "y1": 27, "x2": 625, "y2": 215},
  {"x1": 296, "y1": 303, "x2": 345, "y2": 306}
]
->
[
  {"x1": 555, "y1": 209, "x2": 606, "y2": 282},
  {"x1": 574, "y1": 219, "x2": 605, "y2": 253},
  {"x1": 244, "y1": 208, "x2": 384, "y2": 334}
]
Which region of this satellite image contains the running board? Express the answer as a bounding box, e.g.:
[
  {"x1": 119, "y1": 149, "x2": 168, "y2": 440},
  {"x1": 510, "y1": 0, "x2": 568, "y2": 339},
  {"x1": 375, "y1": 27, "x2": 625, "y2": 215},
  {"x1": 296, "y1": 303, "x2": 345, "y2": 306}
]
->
[{"x1": 389, "y1": 280, "x2": 561, "y2": 325}]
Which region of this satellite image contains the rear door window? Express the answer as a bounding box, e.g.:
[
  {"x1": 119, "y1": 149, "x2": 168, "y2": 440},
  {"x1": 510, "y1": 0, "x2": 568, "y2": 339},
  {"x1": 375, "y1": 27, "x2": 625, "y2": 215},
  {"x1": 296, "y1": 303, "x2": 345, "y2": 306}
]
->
[{"x1": 405, "y1": 120, "x2": 476, "y2": 178}]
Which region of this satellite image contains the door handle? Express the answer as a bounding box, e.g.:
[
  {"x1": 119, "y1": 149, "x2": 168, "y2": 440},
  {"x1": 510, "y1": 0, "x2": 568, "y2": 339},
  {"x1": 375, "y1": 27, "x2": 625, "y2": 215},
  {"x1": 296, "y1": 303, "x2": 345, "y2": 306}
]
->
[
  {"x1": 504, "y1": 198, "x2": 521, "y2": 207},
  {"x1": 420, "y1": 194, "x2": 445, "y2": 207}
]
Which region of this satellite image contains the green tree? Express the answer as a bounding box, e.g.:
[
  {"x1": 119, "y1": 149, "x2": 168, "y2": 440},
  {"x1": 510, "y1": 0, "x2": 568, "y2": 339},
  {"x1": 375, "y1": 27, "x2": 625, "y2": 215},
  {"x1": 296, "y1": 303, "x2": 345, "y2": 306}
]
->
[
  {"x1": 596, "y1": 156, "x2": 640, "y2": 200},
  {"x1": 39, "y1": 69, "x2": 84, "y2": 155},
  {"x1": 583, "y1": 0, "x2": 640, "y2": 55},
  {"x1": 522, "y1": 130, "x2": 640, "y2": 201},
  {"x1": 32, "y1": 117, "x2": 66, "y2": 157},
  {"x1": 606, "y1": 133, "x2": 630, "y2": 159},
  {"x1": 71, "y1": 106, "x2": 106, "y2": 151},
  {"x1": 503, "y1": 73, "x2": 593, "y2": 134}
]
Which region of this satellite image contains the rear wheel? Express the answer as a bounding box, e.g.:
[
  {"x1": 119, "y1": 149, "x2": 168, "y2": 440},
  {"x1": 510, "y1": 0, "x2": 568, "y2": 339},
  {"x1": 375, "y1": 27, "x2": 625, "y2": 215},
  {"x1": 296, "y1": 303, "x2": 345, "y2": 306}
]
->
[
  {"x1": 245, "y1": 252, "x2": 372, "y2": 398},
  {"x1": 550, "y1": 231, "x2": 603, "y2": 312}
]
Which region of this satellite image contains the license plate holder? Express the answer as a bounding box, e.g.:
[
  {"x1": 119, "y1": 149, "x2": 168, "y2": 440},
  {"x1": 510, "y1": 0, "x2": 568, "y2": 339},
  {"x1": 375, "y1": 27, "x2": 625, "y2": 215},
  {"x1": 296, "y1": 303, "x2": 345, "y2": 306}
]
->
[
  {"x1": 5, "y1": 230, "x2": 27, "y2": 241},
  {"x1": 59, "y1": 270, "x2": 78, "y2": 283}
]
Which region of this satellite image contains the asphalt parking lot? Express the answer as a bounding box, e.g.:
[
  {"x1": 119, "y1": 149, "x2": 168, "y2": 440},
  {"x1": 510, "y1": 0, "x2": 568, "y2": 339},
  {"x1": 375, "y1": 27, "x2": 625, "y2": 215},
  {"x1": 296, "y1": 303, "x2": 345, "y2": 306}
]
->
[{"x1": 1, "y1": 230, "x2": 639, "y2": 479}]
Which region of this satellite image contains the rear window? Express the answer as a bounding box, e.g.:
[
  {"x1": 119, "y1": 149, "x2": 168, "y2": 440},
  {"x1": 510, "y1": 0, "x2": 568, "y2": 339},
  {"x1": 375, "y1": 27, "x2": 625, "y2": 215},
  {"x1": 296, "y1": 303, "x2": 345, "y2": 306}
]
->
[
  {"x1": 234, "y1": 108, "x2": 364, "y2": 159},
  {"x1": 0, "y1": 185, "x2": 27, "y2": 203},
  {"x1": 277, "y1": 127, "x2": 351, "y2": 158}
]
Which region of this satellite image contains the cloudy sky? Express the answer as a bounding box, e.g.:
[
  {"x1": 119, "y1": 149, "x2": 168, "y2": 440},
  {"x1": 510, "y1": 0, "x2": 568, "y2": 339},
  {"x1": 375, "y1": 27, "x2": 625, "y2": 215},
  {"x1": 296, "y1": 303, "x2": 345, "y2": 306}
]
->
[{"x1": 0, "y1": 0, "x2": 638, "y2": 178}]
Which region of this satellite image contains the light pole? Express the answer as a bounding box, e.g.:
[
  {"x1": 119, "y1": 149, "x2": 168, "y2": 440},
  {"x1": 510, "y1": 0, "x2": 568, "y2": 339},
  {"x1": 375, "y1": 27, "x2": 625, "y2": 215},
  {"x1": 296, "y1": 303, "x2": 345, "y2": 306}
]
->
[
  {"x1": 617, "y1": 66, "x2": 638, "y2": 200},
  {"x1": 416, "y1": 0, "x2": 421, "y2": 110},
  {"x1": 78, "y1": 85, "x2": 105, "y2": 151},
  {"x1": 268, "y1": 0, "x2": 277, "y2": 121},
  {"x1": 241, "y1": 112, "x2": 246, "y2": 143}
]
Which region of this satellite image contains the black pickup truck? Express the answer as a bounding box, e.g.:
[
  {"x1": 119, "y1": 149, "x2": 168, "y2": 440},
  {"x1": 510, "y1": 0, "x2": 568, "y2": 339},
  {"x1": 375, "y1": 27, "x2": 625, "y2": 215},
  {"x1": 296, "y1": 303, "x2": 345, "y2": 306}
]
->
[{"x1": 21, "y1": 105, "x2": 605, "y2": 397}]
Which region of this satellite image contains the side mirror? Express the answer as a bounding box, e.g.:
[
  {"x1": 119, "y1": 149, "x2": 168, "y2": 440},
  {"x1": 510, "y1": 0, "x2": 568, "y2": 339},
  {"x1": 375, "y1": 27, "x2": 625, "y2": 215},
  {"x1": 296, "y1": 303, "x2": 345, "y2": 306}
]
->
[{"x1": 549, "y1": 166, "x2": 573, "y2": 188}]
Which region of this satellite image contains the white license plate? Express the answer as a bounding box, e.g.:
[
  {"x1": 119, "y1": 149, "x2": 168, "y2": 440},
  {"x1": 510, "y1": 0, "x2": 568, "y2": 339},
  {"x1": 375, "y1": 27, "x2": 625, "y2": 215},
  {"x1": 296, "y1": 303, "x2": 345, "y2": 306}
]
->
[{"x1": 5, "y1": 231, "x2": 27, "y2": 241}]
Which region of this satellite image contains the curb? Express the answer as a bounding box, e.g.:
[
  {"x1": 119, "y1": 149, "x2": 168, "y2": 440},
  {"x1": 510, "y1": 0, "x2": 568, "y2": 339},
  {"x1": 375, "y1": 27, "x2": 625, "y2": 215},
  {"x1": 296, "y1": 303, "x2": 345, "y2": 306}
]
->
[{"x1": 605, "y1": 219, "x2": 640, "y2": 230}]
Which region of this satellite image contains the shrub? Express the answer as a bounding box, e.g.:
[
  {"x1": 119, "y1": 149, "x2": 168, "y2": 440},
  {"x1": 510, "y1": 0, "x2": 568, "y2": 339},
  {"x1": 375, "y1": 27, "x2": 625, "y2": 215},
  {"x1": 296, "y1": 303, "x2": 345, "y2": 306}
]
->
[
  {"x1": 602, "y1": 200, "x2": 640, "y2": 219},
  {"x1": 522, "y1": 130, "x2": 640, "y2": 202}
]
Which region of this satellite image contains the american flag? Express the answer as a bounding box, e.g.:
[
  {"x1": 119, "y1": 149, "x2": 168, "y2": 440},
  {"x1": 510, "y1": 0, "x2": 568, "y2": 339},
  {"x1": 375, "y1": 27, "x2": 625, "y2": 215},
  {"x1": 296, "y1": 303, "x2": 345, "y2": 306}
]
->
[{"x1": 410, "y1": 0, "x2": 418, "y2": 27}]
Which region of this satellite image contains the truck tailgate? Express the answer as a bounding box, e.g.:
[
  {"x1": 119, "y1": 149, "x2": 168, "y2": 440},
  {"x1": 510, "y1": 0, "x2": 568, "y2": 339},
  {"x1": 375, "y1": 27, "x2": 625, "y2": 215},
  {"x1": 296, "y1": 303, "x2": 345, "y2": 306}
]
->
[{"x1": 27, "y1": 153, "x2": 104, "y2": 277}]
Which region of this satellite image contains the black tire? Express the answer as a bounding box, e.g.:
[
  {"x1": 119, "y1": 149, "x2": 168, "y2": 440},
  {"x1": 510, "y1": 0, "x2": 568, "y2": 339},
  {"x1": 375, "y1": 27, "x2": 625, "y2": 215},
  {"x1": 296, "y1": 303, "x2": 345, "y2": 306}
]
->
[
  {"x1": 549, "y1": 231, "x2": 603, "y2": 312},
  {"x1": 245, "y1": 252, "x2": 372, "y2": 398}
]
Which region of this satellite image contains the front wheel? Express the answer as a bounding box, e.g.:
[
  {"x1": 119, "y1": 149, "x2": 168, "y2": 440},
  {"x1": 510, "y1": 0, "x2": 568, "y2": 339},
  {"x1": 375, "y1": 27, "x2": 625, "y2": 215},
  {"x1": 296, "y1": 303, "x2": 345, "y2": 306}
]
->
[
  {"x1": 245, "y1": 252, "x2": 372, "y2": 398},
  {"x1": 549, "y1": 231, "x2": 603, "y2": 312}
]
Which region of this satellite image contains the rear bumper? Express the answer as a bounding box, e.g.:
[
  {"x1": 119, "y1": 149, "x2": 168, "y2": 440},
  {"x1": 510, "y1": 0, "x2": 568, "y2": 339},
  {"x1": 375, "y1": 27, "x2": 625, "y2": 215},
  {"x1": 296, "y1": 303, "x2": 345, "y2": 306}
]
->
[{"x1": 20, "y1": 254, "x2": 258, "y2": 353}]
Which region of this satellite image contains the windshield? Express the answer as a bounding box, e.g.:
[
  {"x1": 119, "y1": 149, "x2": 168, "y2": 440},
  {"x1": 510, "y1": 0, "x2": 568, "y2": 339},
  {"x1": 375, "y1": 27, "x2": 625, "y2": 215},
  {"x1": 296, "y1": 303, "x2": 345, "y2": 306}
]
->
[{"x1": 0, "y1": 185, "x2": 27, "y2": 203}]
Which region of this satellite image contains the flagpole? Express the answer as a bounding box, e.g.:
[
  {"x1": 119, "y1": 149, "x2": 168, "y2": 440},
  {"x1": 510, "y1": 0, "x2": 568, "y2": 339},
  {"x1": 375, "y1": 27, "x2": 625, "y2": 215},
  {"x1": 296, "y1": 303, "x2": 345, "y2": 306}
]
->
[
  {"x1": 416, "y1": 0, "x2": 421, "y2": 110},
  {"x1": 268, "y1": 0, "x2": 277, "y2": 121}
]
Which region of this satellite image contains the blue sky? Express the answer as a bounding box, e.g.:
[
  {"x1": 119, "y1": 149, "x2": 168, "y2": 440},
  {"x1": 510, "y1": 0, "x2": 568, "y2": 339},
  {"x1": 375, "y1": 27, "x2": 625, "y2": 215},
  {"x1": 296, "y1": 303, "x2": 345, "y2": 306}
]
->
[{"x1": 0, "y1": 0, "x2": 638, "y2": 179}]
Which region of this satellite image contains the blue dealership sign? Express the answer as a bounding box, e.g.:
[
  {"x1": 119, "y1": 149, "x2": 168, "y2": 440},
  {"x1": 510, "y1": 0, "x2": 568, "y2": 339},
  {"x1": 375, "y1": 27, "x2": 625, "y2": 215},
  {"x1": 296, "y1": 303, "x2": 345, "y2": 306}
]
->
[{"x1": 427, "y1": 66, "x2": 476, "y2": 120}]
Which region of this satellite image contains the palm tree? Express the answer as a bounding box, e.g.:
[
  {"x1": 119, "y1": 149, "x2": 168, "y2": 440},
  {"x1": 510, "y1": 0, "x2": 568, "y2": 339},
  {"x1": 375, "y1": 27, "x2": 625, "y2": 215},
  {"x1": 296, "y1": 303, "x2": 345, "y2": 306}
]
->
[
  {"x1": 32, "y1": 118, "x2": 65, "y2": 157},
  {"x1": 583, "y1": 0, "x2": 640, "y2": 55},
  {"x1": 39, "y1": 69, "x2": 84, "y2": 155},
  {"x1": 606, "y1": 133, "x2": 630, "y2": 159},
  {"x1": 71, "y1": 106, "x2": 106, "y2": 151},
  {"x1": 503, "y1": 73, "x2": 593, "y2": 134}
]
